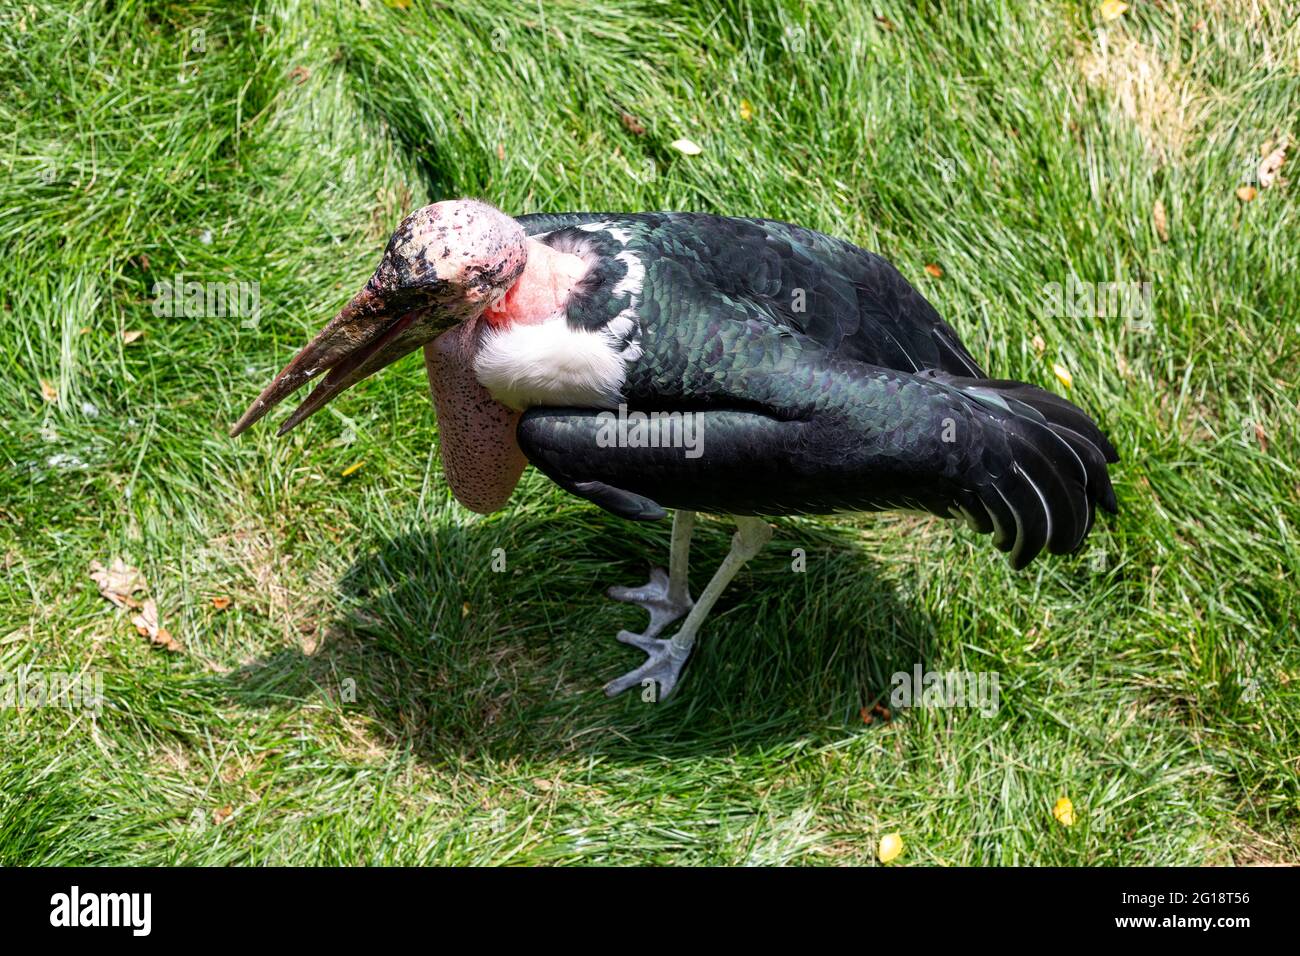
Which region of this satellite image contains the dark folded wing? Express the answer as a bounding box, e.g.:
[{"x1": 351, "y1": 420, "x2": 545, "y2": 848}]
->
[{"x1": 518, "y1": 361, "x2": 1117, "y2": 570}]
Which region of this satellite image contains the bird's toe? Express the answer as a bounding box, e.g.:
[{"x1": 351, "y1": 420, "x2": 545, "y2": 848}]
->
[
  {"x1": 614, "y1": 629, "x2": 663, "y2": 653},
  {"x1": 606, "y1": 567, "x2": 671, "y2": 604},
  {"x1": 606, "y1": 567, "x2": 694, "y2": 639},
  {"x1": 603, "y1": 636, "x2": 691, "y2": 702}
]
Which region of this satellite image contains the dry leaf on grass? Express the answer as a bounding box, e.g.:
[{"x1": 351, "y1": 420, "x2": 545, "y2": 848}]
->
[
  {"x1": 132, "y1": 597, "x2": 182, "y2": 652},
  {"x1": 1253, "y1": 421, "x2": 1269, "y2": 453},
  {"x1": 1099, "y1": 0, "x2": 1127, "y2": 20},
  {"x1": 122, "y1": 330, "x2": 144, "y2": 344},
  {"x1": 90, "y1": 557, "x2": 182, "y2": 651},
  {"x1": 878, "y1": 832, "x2": 904, "y2": 863},
  {"x1": 213, "y1": 805, "x2": 233, "y2": 825},
  {"x1": 211, "y1": 595, "x2": 231, "y2": 611},
  {"x1": 1032, "y1": 334, "x2": 1047, "y2": 354},
  {"x1": 40, "y1": 379, "x2": 58, "y2": 403},
  {"x1": 620, "y1": 111, "x2": 645, "y2": 136},
  {"x1": 89, "y1": 558, "x2": 146, "y2": 609},
  {"x1": 1053, "y1": 795, "x2": 1076, "y2": 826},
  {"x1": 1257, "y1": 136, "x2": 1289, "y2": 189},
  {"x1": 1152, "y1": 198, "x2": 1169, "y2": 242}
]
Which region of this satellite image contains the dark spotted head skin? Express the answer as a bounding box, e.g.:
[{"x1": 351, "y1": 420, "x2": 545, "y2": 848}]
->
[{"x1": 368, "y1": 199, "x2": 528, "y2": 319}]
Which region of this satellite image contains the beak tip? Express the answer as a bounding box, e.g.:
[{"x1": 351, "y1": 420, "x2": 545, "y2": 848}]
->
[
  {"x1": 229, "y1": 401, "x2": 267, "y2": 438},
  {"x1": 233, "y1": 283, "x2": 403, "y2": 442},
  {"x1": 276, "y1": 402, "x2": 312, "y2": 436}
]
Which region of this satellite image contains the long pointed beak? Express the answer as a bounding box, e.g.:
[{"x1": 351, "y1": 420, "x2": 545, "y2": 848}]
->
[{"x1": 230, "y1": 285, "x2": 439, "y2": 437}]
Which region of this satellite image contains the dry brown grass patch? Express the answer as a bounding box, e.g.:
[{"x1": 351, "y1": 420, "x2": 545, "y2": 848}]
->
[{"x1": 1076, "y1": 30, "x2": 1208, "y2": 165}]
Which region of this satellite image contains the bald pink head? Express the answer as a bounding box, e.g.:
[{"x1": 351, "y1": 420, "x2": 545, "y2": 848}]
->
[
  {"x1": 231, "y1": 199, "x2": 528, "y2": 437},
  {"x1": 372, "y1": 199, "x2": 528, "y2": 310}
]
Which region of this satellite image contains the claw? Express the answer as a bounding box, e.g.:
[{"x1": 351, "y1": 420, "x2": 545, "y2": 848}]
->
[
  {"x1": 603, "y1": 634, "x2": 692, "y2": 701},
  {"x1": 614, "y1": 629, "x2": 667, "y2": 653},
  {"x1": 606, "y1": 567, "x2": 693, "y2": 640}
]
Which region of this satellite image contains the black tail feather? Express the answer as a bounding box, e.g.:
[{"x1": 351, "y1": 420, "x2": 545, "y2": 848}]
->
[
  {"x1": 972, "y1": 378, "x2": 1120, "y2": 463},
  {"x1": 922, "y1": 370, "x2": 1119, "y2": 569}
]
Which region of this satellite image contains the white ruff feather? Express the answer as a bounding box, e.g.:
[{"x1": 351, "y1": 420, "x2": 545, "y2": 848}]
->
[
  {"x1": 612, "y1": 251, "x2": 644, "y2": 296},
  {"x1": 475, "y1": 317, "x2": 628, "y2": 411}
]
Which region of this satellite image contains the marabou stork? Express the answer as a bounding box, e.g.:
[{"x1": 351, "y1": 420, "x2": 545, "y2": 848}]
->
[{"x1": 232, "y1": 200, "x2": 1118, "y2": 701}]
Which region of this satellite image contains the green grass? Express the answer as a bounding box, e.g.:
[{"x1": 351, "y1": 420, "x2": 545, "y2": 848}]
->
[{"x1": 2, "y1": 0, "x2": 1297, "y2": 865}]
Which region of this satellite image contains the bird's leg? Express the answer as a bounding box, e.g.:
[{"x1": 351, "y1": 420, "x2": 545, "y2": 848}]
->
[
  {"x1": 605, "y1": 516, "x2": 772, "y2": 702},
  {"x1": 606, "y1": 509, "x2": 696, "y2": 639}
]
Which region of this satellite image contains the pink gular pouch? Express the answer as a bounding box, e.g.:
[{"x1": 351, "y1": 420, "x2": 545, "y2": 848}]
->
[{"x1": 423, "y1": 317, "x2": 526, "y2": 514}]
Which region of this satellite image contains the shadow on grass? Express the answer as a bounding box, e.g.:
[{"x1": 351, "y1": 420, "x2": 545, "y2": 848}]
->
[{"x1": 227, "y1": 510, "x2": 939, "y2": 764}]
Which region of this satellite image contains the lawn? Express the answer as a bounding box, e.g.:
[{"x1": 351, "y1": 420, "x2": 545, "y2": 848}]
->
[{"x1": 1, "y1": 0, "x2": 1297, "y2": 865}]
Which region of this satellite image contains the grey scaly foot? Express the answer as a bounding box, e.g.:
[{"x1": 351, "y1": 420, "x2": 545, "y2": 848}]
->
[
  {"x1": 604, "y1": 511, "x2": 699, "y2": 701},
  {"x1": 604, "y1": 516, "x2": 772, "y2": 703},
  {"x1": 606, "y1": 567, "x2": 693, "y2": 639},
  {"x1": 603, "y1": 631, "x2": 692, "y2": 700}
]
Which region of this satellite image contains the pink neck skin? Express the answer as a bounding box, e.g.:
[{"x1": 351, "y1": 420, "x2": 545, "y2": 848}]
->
[
  {"x1": 421, "y1": 239, "x2": 589, "y2": 514},
  {"x1": 483, "y1": 238, "x2": 589, "y2": 328},
  {"x1": 424, "y1": 315, "x2": 527, "y2": 514}
]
